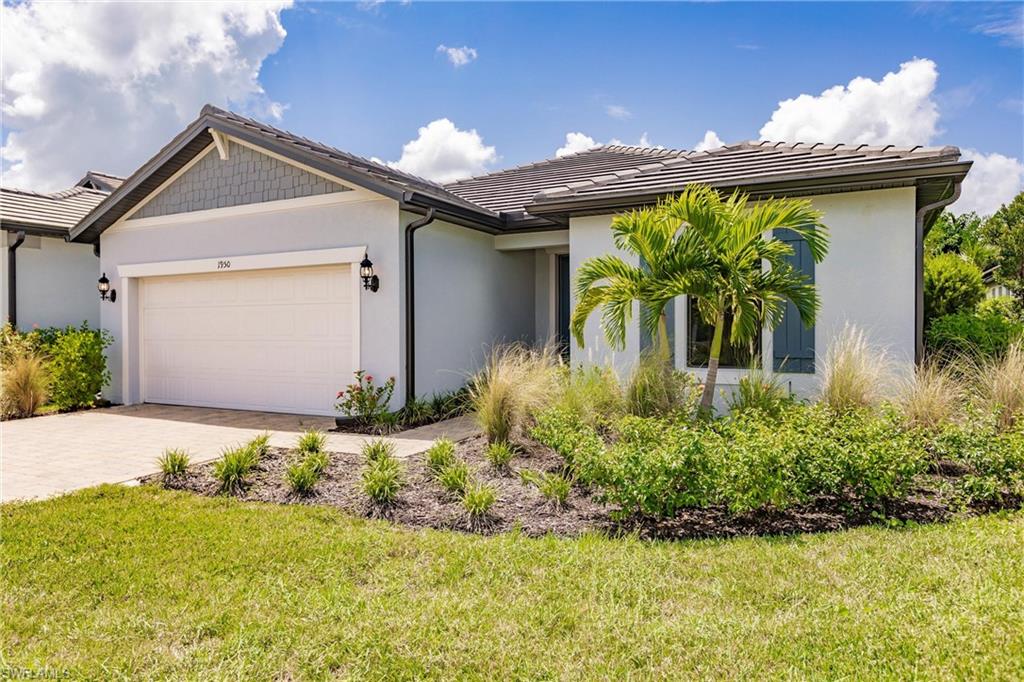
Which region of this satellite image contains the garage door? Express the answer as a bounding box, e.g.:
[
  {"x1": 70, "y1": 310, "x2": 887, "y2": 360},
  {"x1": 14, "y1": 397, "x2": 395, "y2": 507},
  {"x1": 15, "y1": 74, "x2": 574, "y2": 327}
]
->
[{"x1": 140, "y1": 264, "x2": 356, "y2": 416}]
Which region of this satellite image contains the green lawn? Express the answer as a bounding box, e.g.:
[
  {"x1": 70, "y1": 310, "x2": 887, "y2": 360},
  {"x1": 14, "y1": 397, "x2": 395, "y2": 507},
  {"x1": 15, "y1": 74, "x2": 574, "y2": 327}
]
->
[{"x1": 3, "y1": 486, "x2": 1023, "y2": 679}]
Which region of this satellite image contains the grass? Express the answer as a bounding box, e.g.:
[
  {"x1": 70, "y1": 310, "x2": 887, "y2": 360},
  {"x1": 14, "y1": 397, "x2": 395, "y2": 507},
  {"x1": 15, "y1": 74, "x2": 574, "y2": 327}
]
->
[
  {"x1": 470, "y1": 343, "x2": 560, "y2": 443},
  {"x1": 296, "y1": 429, "x2": 327, "y2": 455},
  {"x1": 1, "y1": 351, "x2": 49, "y2": 418},
  {"x1": 819, "y1": 323, "x2": 894, "y2": 412},
  {"x1": 157, "y1": 448, "x2": 190, "y2": 478},
  {"x1": 424, "y1": 438, "x2": 456, "y2": 473},
  {"x1": 2, "y1": 486, "x2": 1022, "y2": 678},
  {"x1": 484, "y1": 441, "x2": 514, "y2": 470},
  {"x1": 437, "y1": 461, "x2": 470, "y2": 496}
]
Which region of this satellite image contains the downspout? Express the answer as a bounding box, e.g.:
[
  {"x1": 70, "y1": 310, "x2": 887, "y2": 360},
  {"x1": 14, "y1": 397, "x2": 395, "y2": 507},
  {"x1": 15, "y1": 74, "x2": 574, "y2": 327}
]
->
[
  {"x1": 915, "y1": 182, "x2": 962, "y2": 364},
  {"x1": 404, "y1": 206, "x2": 437, "y2": 404},
  {"x1": 7, "y1": 230, "x2": 26, "y2": 327}
]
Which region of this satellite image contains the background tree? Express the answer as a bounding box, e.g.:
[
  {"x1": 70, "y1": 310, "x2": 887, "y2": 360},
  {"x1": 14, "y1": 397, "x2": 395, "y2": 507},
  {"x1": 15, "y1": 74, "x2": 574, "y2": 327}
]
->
[
  {"x1": 923, "y1": 252, "x2": 985, "y2": 323},
  {"x1": 983, "y1": 191, "x2": 1024, "y2": 305},
  {"x1": 571, "y1": 185, "x2": 828, "y2": 413}
]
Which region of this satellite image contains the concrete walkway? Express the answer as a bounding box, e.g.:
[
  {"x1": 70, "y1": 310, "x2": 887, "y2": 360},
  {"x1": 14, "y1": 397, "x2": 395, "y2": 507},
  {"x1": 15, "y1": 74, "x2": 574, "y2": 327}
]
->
[{"x1": 0, "y1": 404, "x2": 477, "y2": 503}]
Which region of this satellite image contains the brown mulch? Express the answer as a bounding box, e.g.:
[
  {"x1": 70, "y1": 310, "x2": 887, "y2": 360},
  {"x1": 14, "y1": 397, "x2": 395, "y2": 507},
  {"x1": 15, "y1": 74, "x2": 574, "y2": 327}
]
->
[{"x1": 148, "y1": 438, "x2": 1012, "y2": 541}]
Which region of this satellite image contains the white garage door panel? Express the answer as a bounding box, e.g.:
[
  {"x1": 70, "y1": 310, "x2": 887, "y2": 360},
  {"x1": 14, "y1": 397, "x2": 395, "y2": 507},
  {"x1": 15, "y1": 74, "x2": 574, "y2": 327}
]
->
[{"x1": 141, "y1": 264, "x2": 356, "y2": 415}]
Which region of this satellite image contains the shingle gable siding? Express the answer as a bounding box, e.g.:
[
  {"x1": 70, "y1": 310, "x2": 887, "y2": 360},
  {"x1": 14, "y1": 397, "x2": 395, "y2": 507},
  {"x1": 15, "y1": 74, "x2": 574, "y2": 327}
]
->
[{"x1": 133, "y1": 140, "x2": 349, "y2": 219}]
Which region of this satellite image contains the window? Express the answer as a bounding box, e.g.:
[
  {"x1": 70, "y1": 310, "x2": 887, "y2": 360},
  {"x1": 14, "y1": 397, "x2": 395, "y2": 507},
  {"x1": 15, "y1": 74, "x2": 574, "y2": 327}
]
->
[{"x1": 686, "y1": 298, "x2": 760, "y2": 368}]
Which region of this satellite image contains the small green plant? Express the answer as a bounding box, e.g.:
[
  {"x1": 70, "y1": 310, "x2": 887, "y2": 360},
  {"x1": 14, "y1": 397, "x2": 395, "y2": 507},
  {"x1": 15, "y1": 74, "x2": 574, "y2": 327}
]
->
[
  {"x1": 1, "y1": 351, "x2": 50, "y2": 418},
  {"x1": 213, "y1": 444, "x2": 259, "y2": 494},
  {"x1": 485, "y1": 441, "x2": 514, "y2": 469},
  {"x1": 727, "y1": 366, "x2": 790, "y2": 418},
  {"x1": 361, "y1": 453, "x2": 403, "y2": 506},
  {"x1": 304, "y1": 450, "x2": 330, "y2": 477},
  {"x1": 462, "y1": 482, "x2": 497, "y2": 521},
  {"x1": 425, "y1": 438, "x2": 456, "y2": 473},
  {"x1": 158, "y1": 448, "x2": 190, "y2": 478},
  {"x1": 400, "y1": 396, "x2": 435, "y2": 427},
  {"x1": 297, "y1": 429, "x2": 326, "y2": 455},
  {"x1": 470, "y1": 344, "x2": 560, "y2": 443},
  {"x1": 371, "y1": 410, "x2": 402, "y2": 435},
  {"x1": 285, "y1": 461, "x2": 320, "y2": 496},
  {"x1": 520, "y1": 469, "x2": 572, "y2": 509},
  {"x1": 248, "y1": 433, "x2": 271, "y2": 458},
  {"x1": 336, "y1": 370, "x2": 396, "y2": 427},
  {"x1": 819, "y1": 324, "x2": 893, "y2": 412},
  {"x1": 626, "y1": 353, "x2": 700, "y2": 418},
  {"x1": 361, "y1": 438, "x2": 396, "y2": 463},
  {"x1": 438, "y1": 460, "x2": 471, "y2": 495}
]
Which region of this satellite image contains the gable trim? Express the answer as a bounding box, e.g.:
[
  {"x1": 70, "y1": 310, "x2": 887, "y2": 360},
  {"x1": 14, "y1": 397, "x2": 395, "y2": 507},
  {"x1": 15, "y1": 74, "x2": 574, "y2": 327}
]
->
[
  {"x1": 110, "y1": 190, "x2": 386, "y2": 233},
  {"x1": 118, "y1": 142, "x2": 217, "y2": 224}
]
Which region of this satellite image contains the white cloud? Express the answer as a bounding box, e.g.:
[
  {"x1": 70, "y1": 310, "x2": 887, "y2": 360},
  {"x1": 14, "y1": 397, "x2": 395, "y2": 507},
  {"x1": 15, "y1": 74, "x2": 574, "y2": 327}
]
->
[
  {"x1": 974, "y1": 5, "x2": 1023, "y2": 47},
  {"x1": 953, "y1": 149, "x2": 1024, "y2": 216},
  {"x1": 1, "y1": 0, "x2": 291, "y2": 192},
  {"x1": 759, "y1": 58, "x2": 940, "y2": 146},
  {"x1": 605, "y1": 104, "x2": 631, "y2": 120},
  {"x1": 694, "y1": 130, "x2": 725, "y2": 152},
  {"x1": 386, "y1": 118, "x2": 497, "y2": 183},
  {"x1": 556, "y1": 132, "x2": 600, "y2": 157},
  {"x1": 437, "y1": 44, "x2": 478, "y2": 68}
]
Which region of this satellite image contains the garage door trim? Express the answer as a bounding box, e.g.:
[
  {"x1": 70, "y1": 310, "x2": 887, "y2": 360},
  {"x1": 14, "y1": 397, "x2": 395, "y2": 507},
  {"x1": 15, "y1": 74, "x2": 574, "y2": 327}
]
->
[{"x1": 118, "y1": 246, "x2": 366, "y2": 411}]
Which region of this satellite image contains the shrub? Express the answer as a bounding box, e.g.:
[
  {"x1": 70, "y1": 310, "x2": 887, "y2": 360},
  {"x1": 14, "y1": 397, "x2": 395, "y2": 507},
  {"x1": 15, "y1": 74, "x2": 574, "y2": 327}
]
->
[
  {"x1": 727, "y1": 367, "x2": 791, "y2": 418},
  {"x1": 976, "y1": 342, "x2": 1024, "y2": 430},
  {"x1": 924, "y1": 253, "x2": 985, "y2": 322},
  {"x1": 213, "y1": 444, "x2": 259, "y2": 494},
  {"x1": 371, "y1": 410, "x2": 402, "y2": 435},
  {"x1": 978, "y1": 296, "x2": 1022, "y2": 322},
  {"x1": 297, "y1": 429, "x2": 327, "y2": 455},
  {"x1": 335, "y1": 370, "x2": 395, "y2": 427},
  {"x1": 555, "y1": 365, "x2": 624, "y2": 427},
  {"x1": 899, "y1": 362, "x2": 963, "y2": 430},
  {"x1": 285, "y1": 461, "x2": 320, "y2": 496},
  {"x1": 485, "y1": 441, "x2": 514, "y2": 470},
  {"x1": 0, "y1": 323, "x2": 36, "y2": 366},
  {"x1": 625, "y1": 352, "x2": 700, "y2": 418},
  {"x1": 400, "y1": 396, "x2": 435, "y2": 427},
  {"x1": 1, "y1": 351, "x2": 50, "y2": 419},
  {"x1": 928, "y1": 417, "x2": 1024, "y2": 505},
  {"x1": 42, "y1": 324, "x2": 113, "y2": 411},
  {"x1": 818, "y1": 324, "x2": 893, "y2": 412},
  {"x1": 530, "y1": 408, "x2": 607, "y2": 484},
  {"x1": 437, "y1": 461, "x2": 471, "y2": 495},
  {"x1": 157, "y1": 448, "x2": 189, "y2": 478},
  {"x1": 361, "y1": 453, "x2": 403, "y2": 506},
  {"x1": 470, "y1": 343, "x2": 560, "y2": 443},
  {"x1": 926, "y1": 311, "x2": 1024, "y2": 360},
  {"x1": 424, "y1": 438, "x2": 456, "y2": 474},
  {"x1": 462, "y1": 482, "x2": 497, "y2": 521},
  {"x1": 361, "y1": 438, "x2": 396, "y2": 464},
  {"x1": 520, "y1": 469, "x2": 572, "y2": 509}
]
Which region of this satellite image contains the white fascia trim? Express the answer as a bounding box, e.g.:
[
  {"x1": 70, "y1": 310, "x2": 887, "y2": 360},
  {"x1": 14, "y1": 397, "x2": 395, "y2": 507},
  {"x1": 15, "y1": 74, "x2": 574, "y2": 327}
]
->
[
  {"x1": 494, "y1": 230, "x2": 569, "y2": 252},
  {"x1": 113, "y1": 190, "x2": 382, "y2": 231},
  {"x1": 117, "y1": 246, "x2": 367, "y2": 279}
]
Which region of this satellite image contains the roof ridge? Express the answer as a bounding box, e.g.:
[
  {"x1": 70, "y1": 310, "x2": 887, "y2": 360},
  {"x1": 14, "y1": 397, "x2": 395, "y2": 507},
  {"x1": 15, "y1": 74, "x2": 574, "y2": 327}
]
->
[
  {"x1": 1, "y1": 185, "x2": 107, "y2": 199},
  {"x1": 733, "y1": 139, "x2": 961, "y2": 157}
]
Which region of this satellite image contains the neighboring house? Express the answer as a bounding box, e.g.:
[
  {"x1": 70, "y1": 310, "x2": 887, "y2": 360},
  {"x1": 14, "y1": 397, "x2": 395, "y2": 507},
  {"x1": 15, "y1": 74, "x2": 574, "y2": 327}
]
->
[
  {"x1": 0, "y1": 173, "x2": 123, "y2": 330},
  {"x1": 68, "y1": 105, "x2": 970, "y2": 416},
  {"x1": 982, "y1": 266, "x2": 1012, "y2": 299}
]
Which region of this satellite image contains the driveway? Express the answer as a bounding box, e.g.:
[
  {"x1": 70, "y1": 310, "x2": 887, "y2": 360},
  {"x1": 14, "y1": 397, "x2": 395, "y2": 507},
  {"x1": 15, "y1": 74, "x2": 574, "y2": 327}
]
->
[{"x1": 1, "y1": 404, "x2": 476, "y2": 503}]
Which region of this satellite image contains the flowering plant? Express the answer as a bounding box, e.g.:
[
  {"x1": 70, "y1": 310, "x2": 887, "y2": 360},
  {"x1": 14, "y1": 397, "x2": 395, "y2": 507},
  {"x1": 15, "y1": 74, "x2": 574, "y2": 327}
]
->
[{"x1": 335, "y1": 370, "x2": 396, "y2": 425}]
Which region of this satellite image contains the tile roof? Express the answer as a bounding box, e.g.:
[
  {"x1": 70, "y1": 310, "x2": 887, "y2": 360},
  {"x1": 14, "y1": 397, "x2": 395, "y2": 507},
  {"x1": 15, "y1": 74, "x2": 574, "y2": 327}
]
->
[
  {"x1": 77, "y1": 171, "x2": 125, "y2": 192},
  {"x1": 530, "y1": 140, "x2": 964, "y2": 207},
  {"x1": 443, "y1": 145, "x2": 687, "y2": 216},
  {"x1": 201, "y1": 106, "x2": 498, "y2": 219},
  {"x1": 1, "y1": 185, "x2": 110, "y2": 234}
]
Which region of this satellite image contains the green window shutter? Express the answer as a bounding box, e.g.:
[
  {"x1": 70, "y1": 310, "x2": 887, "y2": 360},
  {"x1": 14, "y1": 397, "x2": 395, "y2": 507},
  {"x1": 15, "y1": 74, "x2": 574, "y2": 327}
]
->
[{"x1": 773, "y1": 232, "x2": 815, "y2": 373}]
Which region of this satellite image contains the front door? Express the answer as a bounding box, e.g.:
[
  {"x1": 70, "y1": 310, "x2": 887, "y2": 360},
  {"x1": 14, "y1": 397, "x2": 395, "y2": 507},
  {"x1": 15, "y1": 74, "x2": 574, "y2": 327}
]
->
[{"x1": 556, "y1": 254, "x2": 571, "y2": 357}]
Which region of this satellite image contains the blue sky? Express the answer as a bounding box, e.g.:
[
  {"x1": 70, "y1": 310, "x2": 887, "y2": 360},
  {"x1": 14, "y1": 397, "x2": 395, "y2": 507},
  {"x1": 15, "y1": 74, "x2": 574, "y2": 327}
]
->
[
  {"x1": 2, "y1": 1, "x2": 1021, "y2": 214},
  {"x1": 266, "y1": 1, "x2": 1022, "y2": 165}
]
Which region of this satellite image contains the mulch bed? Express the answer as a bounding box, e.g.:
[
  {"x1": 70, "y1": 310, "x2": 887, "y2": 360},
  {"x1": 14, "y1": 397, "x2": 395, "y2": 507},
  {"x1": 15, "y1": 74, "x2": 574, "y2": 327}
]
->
[{"x1": 149, "y1": 438, "x2": 1015, "y2": 541}]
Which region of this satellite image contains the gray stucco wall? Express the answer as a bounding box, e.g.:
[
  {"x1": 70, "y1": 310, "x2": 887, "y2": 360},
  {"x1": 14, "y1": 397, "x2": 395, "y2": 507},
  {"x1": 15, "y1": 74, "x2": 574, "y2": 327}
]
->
[
  {"x1": 102, "y1": 196, "x2": 404, "y2": 410},
  {"x1": 135, "y1": 140, "x2": 348, "y2": 219},
  {"x1": 0, "y1": 232, "x2": 99, "y2": 331},
  {"x1": 409, "y1": 214, "x2": 537, "y2": 396}
]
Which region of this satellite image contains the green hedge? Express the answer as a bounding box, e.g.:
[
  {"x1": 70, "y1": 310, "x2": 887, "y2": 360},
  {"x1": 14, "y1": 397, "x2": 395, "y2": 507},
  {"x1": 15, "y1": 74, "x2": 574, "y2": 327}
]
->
[
  {"x1": 924, "y1": 253, "x2": 985, "y2": 322},
  {"x1": 926, "y1": 311, "x2": 1024, "y2": 359},
  {"x1": 23, "y1": 324, "x2": 113, "y2": 411}
]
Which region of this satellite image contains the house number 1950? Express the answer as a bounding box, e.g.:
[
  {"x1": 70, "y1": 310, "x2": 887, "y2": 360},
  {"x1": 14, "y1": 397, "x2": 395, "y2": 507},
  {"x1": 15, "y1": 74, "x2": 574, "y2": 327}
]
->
[{"x1": 217, "y1": 260, "x2": 231, "y2": 269}]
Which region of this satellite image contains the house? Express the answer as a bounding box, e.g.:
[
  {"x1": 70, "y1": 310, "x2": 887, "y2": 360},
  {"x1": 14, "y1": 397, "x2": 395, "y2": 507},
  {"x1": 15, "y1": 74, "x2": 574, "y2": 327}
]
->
[
  {"x1": 1, "y1": 172, "x2": 123, "y2": 330},
  {"x1": 982, "y1": 266, "x2": 1013, "y2": 300},
  {"x1": 68, "y1": 105, "x2": 970, "y2": 416}
]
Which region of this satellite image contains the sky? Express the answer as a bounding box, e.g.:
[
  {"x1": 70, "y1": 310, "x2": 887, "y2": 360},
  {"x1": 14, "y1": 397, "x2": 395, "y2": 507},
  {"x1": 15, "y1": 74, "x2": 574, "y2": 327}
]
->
[{"x1": 2, "y1": 1, "x2": 1022, "y2": 216}]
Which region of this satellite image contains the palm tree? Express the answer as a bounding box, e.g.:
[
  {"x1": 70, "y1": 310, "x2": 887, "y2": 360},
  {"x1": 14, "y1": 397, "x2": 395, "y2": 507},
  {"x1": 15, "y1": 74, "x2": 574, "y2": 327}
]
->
[{"x1": 570, "y1": 184, "x2": 829, "y2": 413}]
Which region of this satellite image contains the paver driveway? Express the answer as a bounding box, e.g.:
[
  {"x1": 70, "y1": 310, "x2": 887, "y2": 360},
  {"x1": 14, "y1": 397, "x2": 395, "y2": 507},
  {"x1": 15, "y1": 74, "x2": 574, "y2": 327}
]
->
[{"x1": 1, "y1": 404, "x2": 475, "y2": 502}]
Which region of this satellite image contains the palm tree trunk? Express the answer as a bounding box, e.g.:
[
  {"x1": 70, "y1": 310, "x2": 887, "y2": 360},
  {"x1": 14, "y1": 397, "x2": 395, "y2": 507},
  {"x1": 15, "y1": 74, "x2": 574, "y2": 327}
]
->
[
  {"x1": 699, "y1": 313, "x2": 725, "y2": 414},
  {"x1": 656, "y1": 312, "x2": 670, "y2": 365}
]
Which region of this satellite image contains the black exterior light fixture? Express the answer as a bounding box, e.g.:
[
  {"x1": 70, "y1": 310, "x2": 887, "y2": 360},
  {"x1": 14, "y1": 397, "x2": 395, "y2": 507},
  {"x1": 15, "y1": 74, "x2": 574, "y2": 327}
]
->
[
  {"x1": 359, "y1": 253, "x2": 379, "y2": 292},
  {"x1": 97, "y1": 273, "x2": 116, "y2": 302}
]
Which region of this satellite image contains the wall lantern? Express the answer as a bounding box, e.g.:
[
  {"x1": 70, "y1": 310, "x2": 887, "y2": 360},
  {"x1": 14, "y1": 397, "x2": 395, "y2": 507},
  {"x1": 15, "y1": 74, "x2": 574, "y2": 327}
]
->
[
  {"x1": 97, "y1": 273, "x2": 116, "y2": 302},
  {"x1": 359, "y1": 253, "x2": 379, "y2": 292}
]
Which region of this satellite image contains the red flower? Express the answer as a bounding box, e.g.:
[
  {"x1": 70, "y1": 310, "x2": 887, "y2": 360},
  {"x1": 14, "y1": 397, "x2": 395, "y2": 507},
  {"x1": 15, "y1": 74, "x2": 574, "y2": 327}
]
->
[
  {"x1": 365, "y1": 375, "x2": 374, "y2": 383},
  {"x1": 337, "y1": 390, "x2": 345, "y2": 398}
]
